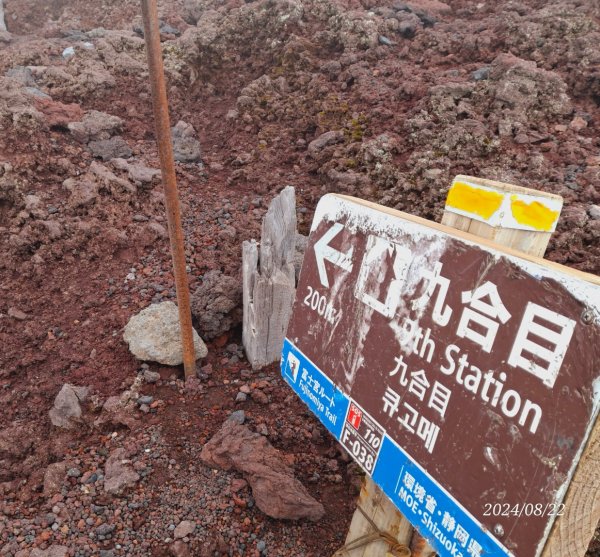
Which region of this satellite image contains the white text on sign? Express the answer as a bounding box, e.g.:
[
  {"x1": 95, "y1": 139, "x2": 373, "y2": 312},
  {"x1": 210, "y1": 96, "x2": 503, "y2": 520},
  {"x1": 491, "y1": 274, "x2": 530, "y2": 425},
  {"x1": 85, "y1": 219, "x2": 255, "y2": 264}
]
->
[{"x1": 313, "y1": 223, "x2": 580, "y2": 446}]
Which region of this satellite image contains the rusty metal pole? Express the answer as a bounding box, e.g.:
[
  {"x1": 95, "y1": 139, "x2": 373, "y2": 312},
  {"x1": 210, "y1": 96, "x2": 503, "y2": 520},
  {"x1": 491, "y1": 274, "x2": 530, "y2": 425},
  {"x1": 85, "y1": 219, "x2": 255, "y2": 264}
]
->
[{"x1": 141, "y1": 0, "x2": 196, "y2": 378}]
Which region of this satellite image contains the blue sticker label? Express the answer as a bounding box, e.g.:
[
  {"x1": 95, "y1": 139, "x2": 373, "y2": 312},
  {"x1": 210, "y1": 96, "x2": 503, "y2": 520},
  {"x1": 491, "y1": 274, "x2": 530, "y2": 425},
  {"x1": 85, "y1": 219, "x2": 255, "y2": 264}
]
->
[
  {"x1": 282, "y1": 339, "x2": 513, "y2": 557},
  {"x1": 281, "y1": 339, "x2": 349, "y2": 439}
]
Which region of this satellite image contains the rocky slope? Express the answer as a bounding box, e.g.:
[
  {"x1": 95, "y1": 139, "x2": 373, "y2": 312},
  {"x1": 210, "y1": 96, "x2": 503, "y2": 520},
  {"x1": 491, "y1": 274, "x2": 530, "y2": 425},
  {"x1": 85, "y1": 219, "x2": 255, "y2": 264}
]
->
[{"x1": 0, "y1": 0, "x2": 598, "y2": 556}]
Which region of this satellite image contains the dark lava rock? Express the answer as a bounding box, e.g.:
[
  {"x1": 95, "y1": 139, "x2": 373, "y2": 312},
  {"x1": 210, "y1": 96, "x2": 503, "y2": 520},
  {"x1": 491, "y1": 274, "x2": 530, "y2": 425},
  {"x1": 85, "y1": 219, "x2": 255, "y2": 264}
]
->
[
  {"x1": 191, "y1": 270, "x2": 242, "y2": 339},
  {"x1": 88, "y1": 136, "x2": 133, "y2": 161}
]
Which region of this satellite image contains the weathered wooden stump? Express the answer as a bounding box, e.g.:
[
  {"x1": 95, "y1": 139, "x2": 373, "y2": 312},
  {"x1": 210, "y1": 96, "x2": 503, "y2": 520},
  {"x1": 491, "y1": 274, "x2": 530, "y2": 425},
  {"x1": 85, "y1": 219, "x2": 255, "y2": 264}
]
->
[
  {"x1": 0, "y1": 1, "x2": 7, "y2": 32},
  {"x1": 242, "y1": 186, "x2": 297, "y2": 369}
]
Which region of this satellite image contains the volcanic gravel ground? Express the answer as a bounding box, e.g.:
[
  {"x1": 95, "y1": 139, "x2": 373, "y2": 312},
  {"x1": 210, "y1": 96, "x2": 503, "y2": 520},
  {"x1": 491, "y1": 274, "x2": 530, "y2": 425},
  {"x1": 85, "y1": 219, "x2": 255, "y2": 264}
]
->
[{"x1": 0, "y1": 0, "x2": 599, "y2": 555}]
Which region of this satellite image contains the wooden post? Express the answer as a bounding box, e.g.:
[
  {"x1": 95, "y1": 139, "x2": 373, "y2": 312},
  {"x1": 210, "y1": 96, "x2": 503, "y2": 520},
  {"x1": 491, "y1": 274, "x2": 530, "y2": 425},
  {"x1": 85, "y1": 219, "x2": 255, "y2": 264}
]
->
[
  {"x1": 541, "y1": 427, "x2": 600, "y2": 556},
  {"x1": 0, "y1": 0, "x2": 6, "y2": 32},
  {"x1": 338, "y1": 480, "x2": 413, "y2": 556},
  {"x1": 411, "y1": 531, "x2": 437, "y2": 557},
  {"x1": 243, "y1": 186, "x2": 297, "y2": 369},
  {"x1": 440, "y1": 174, "x2": 562, "y2": 258},
  {"x1": 340, "y1": 175, "x2": 565, "y2": 557}
]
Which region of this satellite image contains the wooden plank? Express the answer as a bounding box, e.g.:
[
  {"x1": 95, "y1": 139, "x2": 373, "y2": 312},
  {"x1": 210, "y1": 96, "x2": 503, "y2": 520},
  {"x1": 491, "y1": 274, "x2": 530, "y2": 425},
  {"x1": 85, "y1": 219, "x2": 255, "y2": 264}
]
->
[
  {"x1": 242, "y1": 186, "x2": 297, "y2": 369},
  {"x1": 441, "y1": 212, "x2": 552, "y2": 258},
  {"x1": 541, "y1": 426, "x2": 600, "y2": 555},
  {"x1": 441, "y1": 175, "x2": 561, "y2": 258},
  {"x1": 448, "y1": 174, "x2": 562, "y2": 200},
  {"x1": 340, "y1": 478, "x2": 412, "y2": 556},
  {"x1": 0, "y1": 0, "x2": 6, "y2": 32}
]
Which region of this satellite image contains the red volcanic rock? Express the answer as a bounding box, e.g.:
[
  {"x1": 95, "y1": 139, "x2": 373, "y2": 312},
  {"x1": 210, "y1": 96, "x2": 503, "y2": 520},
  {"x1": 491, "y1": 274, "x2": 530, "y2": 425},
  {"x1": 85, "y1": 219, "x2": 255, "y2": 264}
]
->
[{"x1": 201, "y1": 418, "x2": 324, "y2": 521}]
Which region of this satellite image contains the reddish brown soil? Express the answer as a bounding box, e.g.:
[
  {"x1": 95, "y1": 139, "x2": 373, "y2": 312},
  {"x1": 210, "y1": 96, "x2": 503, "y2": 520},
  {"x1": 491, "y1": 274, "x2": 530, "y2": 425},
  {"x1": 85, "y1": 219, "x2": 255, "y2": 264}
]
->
[{"x1": 0, "y1": 0, "x2": 599, "y2": 556}]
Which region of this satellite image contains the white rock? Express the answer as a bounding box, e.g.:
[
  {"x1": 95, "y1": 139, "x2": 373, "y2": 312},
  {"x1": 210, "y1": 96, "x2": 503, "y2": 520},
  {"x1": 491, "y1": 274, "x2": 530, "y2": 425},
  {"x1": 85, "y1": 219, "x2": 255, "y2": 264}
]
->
[
  {"x1": 588, "y1": 205, "x2": 600, "y2": 220},
  {"x1": 62, "y1": 46, "x2": 75, "y2": 59},
  {"x1": 174, "y1": 520, "x2": 196, "y2": 539},
  {"x1": 123, "y1": 302, "x2": 207, "y2": 365}
]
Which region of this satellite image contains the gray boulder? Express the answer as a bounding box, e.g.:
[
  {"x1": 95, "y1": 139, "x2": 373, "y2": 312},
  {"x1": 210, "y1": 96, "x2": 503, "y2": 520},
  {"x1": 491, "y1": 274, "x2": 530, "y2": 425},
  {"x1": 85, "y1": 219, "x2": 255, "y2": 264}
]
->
[
  {"x1": 307, "y1": 130, "x2": 344, "y2": 156},
  {"x1": 68, "y1": 110, "x2": 123, "y2": 143},
  {"x1": 111, "y1": 158, "x2": 160, "y2": 187},
  {"x1": 123, "y1": 302, "x2": 208, "y2": 365},
  {"x1": 588, "y1": 205, "x2": 600, "y2": 220},
  {"x1": 143, "y1": 369, "x2": 161, "y2": 383},
  {"x1": 88, "y1": 136, "x2": 132, "y2": 161},
  {"x1": 171, "y1": 120, "x2": 202, "y2": 163},
  {"x1": 5, "y1": 66, "x2": 36, "y2": 87},
  {"x1": 182, "y1": 0, "x2": 204, "y2": 24},
  {"x1": 191, "y1": 270, "x2": 242, "y2": 339},
  {"x1": 49, "y1": 384, "x2": 89, "y2": 429}
]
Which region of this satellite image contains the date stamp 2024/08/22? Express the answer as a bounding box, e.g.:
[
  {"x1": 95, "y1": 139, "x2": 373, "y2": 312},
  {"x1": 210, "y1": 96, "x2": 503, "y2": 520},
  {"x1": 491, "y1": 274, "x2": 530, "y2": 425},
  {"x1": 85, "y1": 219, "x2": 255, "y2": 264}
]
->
[{"x1": 483, "y1": 502, "x2": 565, "y2": 518}]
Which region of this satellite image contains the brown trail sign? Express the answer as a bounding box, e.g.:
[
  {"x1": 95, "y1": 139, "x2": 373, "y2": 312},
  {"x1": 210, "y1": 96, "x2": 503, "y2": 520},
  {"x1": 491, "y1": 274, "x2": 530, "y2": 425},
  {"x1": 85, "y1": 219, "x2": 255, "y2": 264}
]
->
[
  {"x1": 343, "y1": 176, "x2": 568, "y2": 557},
  {"x1": 280, "y1": 191, "x2": 600, "y2": 557}
]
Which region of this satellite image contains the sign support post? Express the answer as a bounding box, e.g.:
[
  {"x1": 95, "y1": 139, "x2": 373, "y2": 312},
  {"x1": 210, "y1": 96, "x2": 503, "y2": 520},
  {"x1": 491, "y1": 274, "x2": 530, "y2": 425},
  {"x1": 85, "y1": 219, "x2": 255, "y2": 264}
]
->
[
  {"x1": 340, "y1": 175, "x2": 568, "y2": 557},
  {"x1": 541, "y1": 425, "x2": 600, "y2": 556}
]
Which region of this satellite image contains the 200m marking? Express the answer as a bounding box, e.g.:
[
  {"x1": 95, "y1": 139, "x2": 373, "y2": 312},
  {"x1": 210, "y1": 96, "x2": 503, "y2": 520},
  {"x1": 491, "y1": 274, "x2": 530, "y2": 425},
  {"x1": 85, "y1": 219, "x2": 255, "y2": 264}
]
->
[{"x1": 303, "y1": 286, "x2": 338, "y2": 325}]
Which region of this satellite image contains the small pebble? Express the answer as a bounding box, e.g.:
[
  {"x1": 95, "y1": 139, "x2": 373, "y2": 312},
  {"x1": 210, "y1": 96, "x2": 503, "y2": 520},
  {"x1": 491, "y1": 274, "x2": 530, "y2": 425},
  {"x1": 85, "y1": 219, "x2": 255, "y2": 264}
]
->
[
  {"x1": 143, "y1": 369, "x2": 161, "y2": 384},
  {"x1": 228, "y1": 410, "x2": 245, "y2": 424},
  {"x1": 471, "y1": 67, "x2": 490, "y2": 81}
]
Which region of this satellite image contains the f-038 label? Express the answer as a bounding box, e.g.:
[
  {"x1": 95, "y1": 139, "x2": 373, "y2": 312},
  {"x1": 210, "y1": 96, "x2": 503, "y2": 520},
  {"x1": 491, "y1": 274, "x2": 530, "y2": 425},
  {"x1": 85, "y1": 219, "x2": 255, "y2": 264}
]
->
[{"x1": 341, "y1": 402, "x2": 384, "y2": 474}]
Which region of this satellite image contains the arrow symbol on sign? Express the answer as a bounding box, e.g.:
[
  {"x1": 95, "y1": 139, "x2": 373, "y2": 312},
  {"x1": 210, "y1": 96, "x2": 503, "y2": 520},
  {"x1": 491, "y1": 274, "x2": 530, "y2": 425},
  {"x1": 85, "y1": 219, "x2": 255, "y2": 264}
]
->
[{"x1": 314, "y1": 222, "x2": 354, "y2": 288}]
